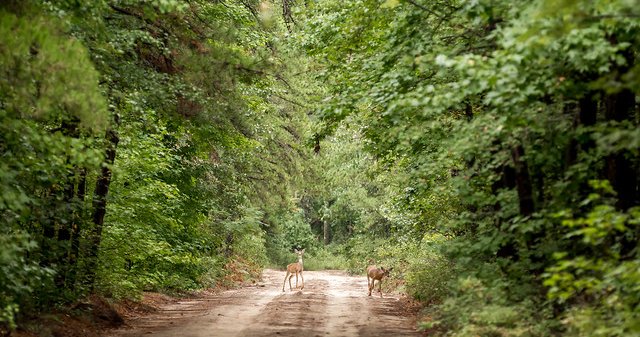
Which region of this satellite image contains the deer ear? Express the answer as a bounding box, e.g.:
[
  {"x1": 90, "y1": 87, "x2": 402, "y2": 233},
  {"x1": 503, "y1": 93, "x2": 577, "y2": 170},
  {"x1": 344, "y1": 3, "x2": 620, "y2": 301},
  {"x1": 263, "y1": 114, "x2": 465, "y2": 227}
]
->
[{"x1": 301, "y1": 249, "x2": 305, "y2": 253}]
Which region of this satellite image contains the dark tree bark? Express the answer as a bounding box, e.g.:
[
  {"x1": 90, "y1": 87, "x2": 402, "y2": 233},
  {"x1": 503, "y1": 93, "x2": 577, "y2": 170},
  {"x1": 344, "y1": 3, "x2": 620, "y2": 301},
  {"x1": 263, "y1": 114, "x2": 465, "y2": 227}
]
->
[
  {"x1": 565, "y1": 93, "x2": 598, "y2": 167},
  {"x1": 578, "y1": 92, "x2": 599, "y2": 158},
  {"x1": 600, "y1": 42, "x2": 639, "y2": 260},
  {"x1": 66, "y1": 167, "x2": 87, "y2": 288},
  {"x1": 579, "y1": 94, "x2": 598, "y2": 127},
  {"x1": 323, "y1": 219, "x2": 330, "y2": 245},
  {"x1": 565, "y1": 92, "x2": 600, "y2": 212},
  {"x1": 57, "y1": 118, "x2": 81, "y2": 244},
  {"x1": 464, "y1": 102, "x2": 473, "y2": 121},
  {"x1": 511, "y1": 144, "x2": 535, "y2": 217},
  {"x1": 282, "y1": 0, "x2": 296, "y2": 32},
  {"x1": 490, "y1": 143, "x2": 516, "y2": 194},
  {"x1": 603, "y1": 42, "x2": 637, "y2": 210},
  {"x1": 564, "y1": 106, "x2": 578, "y2": 169},
  {"x1": 604, "y1": 89, "x2": 637, "y2": 210},
  {"x1": 84, "y1": 126, "x2": 119, "y2": 289},
  {"x1": 43, "y1": 118, "x2": 81, "y2": 276},
  {"x1": 313, "y1": 134, "x2": 321, "y2": 154},
  {"x1": 55, "y1": 118, "x2": 83, "y2": 288},
  {"x1": 224, "y1": 233, "x2": 234, "y2": 258},
  {"x1": 492, "y1": 143, "x2": 518, "y2": 261},
  {"x1": 42, "y1": 219, "x2": 56, "y2": 243}
]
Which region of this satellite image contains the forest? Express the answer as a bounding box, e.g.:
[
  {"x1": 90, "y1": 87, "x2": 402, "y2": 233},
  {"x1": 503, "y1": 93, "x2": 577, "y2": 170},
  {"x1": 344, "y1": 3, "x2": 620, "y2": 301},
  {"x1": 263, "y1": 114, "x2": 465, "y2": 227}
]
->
[{"x1": 1, "y1": 0, "x2": 639, "y2": 336}]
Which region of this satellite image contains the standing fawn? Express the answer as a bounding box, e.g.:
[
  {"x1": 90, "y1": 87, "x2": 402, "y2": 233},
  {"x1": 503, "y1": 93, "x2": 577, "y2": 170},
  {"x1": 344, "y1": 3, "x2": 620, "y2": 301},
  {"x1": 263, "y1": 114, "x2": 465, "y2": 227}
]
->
[
  {"x1": 282, "y1": 249, "x2": 305, "y2": 292},
  {"x1": 367, "y1": 265, "x2": 392, "y2": 298}
]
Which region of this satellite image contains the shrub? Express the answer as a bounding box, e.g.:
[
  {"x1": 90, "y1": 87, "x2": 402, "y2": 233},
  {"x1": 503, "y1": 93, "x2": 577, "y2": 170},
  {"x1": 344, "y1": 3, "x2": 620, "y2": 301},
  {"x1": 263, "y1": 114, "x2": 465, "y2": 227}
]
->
[
  {"x1": 303, "y1": 246, "x2": 349, "y2": 270},
  {"x1": 421, "y1": 274, "x2": 557, "y2": 337},
  {"x1": 404, "y1": 236, "x2": 452, "y2": 304},
  {"x1": 0, "y1": 231, "x2": 54, "y2": 330}
]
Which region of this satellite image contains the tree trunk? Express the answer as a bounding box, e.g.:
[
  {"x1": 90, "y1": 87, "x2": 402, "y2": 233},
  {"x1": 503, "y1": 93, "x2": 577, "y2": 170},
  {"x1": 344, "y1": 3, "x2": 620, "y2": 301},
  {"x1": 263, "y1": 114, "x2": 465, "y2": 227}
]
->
[
  {"x1": 603, "y1": 42, "x2": 637, "y2": 210},
  {"x1": 579, "y1": 94, "x2": 598, "y2": 127},
  {"x1": 564, "y1": 102, "x2": 579, "y2": 169},
  {"x1": 464, "y1": 102, "x2": 473, "y2": 121},
  {"x1": 492, "y1": 142, "x2": 518, "y2": 260},
  {"x1": 55, "y1": 118, "x2": 82, "y2": 288},
  {"x1": 323, "y1": 219, "x2": 329, "y2": 245},
  {"x1": 602, "y1": 42, "x2": 639, "y2": 259},
  {"x1": 511, "y1": 144, "x2": 535, "y2": 217},
  {"x1": 66, "y1": 167, "x2": 87, "y2": 289},
  {"x1": 604, "y1": 89, "x2": 637, "y2": 210},
  {"x1": 84, "y1": 126, "x2": 119, "y2": 290},
  {"x1": 224, "y1": 233, "x2": 234, "y2": 258},
  {"x1": 57, "y1": 119, "x2": 80, "y2": 243}
]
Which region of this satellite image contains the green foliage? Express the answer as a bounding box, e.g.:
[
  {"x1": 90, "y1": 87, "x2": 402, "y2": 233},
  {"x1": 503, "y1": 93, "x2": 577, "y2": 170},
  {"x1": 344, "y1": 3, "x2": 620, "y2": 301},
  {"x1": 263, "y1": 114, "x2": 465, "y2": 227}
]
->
[
  {"x1": 298, "y1": 0, "x2": 640, "y2": 335},
  {"x1": 422, "y1": 276, "x2": 555, "y2": 337},
  {"x1": 404, "y1": 235, "x2": 452, "y2": 304},
  {"x1": 0, "y1": 232, "x2": 54, "y2": 330},
  {"x1": 339, "y1": 233, "x2": 454, "y2": 300},
  {"x1": 1, "y1": 0, "x2": 314, "y2": 330},
  {"x1": 303, "y1": 246, "x2": 349, "y2": 271},
  {"x1": 3, "y1": 0, "x2": 640, "y2": 335},
  {"x1": 281, "y1": 211, "x2": 318, "y2": 251},
  {"x1": 95, "y1": 112, "x2": 211, "y2": 296},
  {"x1": 0, "y1": 3, "x2": 108, "y2": 328},
  {"x1": 0, "y1": 9, "x2": 107, "y2": 129},
  {"x1": 266, "y1": 209, "x2": 319, "y2": 268},
  {"x1": 341, "y1": 236, "x2": 389, "y2": 275},
  {"x1": 543, "y1": 182, "x2": 640, "y2": 336}
]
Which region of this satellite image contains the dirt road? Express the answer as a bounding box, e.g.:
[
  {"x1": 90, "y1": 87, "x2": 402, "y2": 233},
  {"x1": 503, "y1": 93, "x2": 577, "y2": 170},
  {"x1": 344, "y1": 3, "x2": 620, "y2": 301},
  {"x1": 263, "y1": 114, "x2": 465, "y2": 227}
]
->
[{"x1": 109, "y1": 269, "x2": 422, "y2": 337}]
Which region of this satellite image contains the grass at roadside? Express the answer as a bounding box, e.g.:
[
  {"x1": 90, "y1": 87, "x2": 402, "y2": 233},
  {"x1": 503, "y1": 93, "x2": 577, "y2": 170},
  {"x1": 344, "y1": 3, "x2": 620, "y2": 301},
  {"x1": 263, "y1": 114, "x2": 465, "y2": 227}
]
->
[{"x1": 303, "y1": 248, "x2": 349, "y2": 271}]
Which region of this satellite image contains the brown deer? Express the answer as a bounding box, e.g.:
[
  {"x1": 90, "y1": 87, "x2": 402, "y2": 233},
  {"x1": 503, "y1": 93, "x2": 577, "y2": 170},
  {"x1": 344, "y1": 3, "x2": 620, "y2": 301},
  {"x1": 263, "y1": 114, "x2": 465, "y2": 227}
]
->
[
  {"x1": 367, "y1": 265, "x2": 392, "y2": 297},
  {"x1": 282, "y1": 248, "x2": 305, "y2": 292}
]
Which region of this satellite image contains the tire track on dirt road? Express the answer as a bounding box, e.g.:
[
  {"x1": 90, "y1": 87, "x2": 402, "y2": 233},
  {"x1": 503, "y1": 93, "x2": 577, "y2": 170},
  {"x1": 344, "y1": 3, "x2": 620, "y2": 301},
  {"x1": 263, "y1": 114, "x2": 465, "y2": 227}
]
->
[{"x1": 109, "y1": 269, "x2": 422, "y2": 337}]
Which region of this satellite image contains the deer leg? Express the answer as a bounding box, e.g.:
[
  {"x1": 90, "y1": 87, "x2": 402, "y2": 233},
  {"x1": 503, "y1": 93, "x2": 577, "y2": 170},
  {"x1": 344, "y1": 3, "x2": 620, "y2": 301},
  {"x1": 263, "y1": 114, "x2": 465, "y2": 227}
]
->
[
  {"x1": 378, "y1": 279, "x2": 383, "y2": 298},
  {"x1": 367, "y1": 275, "x2": 371, "y2": 294},
  {"x1": 288, "y1": 274, "x2": 294, "y2": 290},
  {"x1": 299, "y1": 271, "x2": 304, "y2": 290},
  {"x1": 368, "y1": 279, "x2": 374, "y2": 296},
  {"x1": 283, "y1": 271, "x2": 290, "y2": 292},
  {"x1": 295, "y1": 272, "x2": 299, "y2": 288}
]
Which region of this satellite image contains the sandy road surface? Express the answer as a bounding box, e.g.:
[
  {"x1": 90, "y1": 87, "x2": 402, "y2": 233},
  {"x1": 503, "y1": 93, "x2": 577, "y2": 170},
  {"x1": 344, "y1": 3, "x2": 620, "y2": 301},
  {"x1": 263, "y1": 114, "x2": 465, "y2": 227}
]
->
[{"x1": 109, "y1": 269, "x2": 422, "y2": 337}]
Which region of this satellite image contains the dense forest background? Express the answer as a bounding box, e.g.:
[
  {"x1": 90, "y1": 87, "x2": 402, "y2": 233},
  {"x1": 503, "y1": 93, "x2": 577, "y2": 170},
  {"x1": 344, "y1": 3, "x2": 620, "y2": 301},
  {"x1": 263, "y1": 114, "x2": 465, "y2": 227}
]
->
[{"x1": 1, "y1": 0, "x2": 639, "y2": 336}]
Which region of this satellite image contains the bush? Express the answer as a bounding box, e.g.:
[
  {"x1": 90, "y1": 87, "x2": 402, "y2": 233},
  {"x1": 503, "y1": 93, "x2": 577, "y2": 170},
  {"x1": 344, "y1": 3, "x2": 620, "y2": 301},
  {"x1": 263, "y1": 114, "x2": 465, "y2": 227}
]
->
[
  {"x1": 421, "y1": 275, "x2": 556, "y2": 337},
  {"x1": 303, "y1": 246, "x2": 349, "y2": 270},
  {"x1": 265, "y1": 210, "x2": 320, "y2": 268},
  {"x1": 338, "y1": 233, "x2": 454, "y2": 299},
  {"x1": 404, "y1": 235, "x2": 452, "y2": 304},
  {"x1": 341, "y1": 235, "x2": 388, "y2": 274},
  {"x1": 0, "y1": 231, "x2": 54, "y2": 330},
  {"x1": 542, "y1": 191, "x2": 640, "y2": 337}
]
